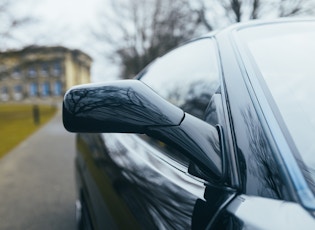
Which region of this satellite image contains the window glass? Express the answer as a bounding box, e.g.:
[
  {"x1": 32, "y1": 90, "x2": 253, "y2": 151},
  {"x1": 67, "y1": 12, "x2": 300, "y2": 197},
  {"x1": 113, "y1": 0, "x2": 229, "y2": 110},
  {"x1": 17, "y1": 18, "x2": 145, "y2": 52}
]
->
[
  {"x1": 12, "y1": 68, "x2": 21, "y2": 78},
  {"x1": 14, "y1": 85, "x2": 22, "y2": 92},
  {"x1": 53, "y1": 61, "x2": 62, "y2": 76},
  {"x1": 1, "y1": 86, "x2": 9, "y2": 101},
  {"x1": 54, "y1": 81, "x2": 62, "y2": 96},
  {"x1": 29, "y1": 82, "x2": 38, "y2": 96},
  {"x1": 238, "y1": 22, "x2": 315, "y2": 190},
  {"x1": 28, "y1": 66, "x2": 37, "y2": 77},
  {"x1": 13, "y1": 85, "x2": 23, "y2": 100},
  {"x1": 41, "y1": 63, "x2": 49, "y2": 76},
  {"x1": 139, "y1": 38, "x2": 221, "y2": 168},
  {"x1": 42, "y1": 82, "x2": 50, "y2": 96},
  {"x1": 140, "y1": 38, "x2": 220, "y2": 120},
  {"x1": 1, "y1": 86, "x2": 8, "y2": 94}
]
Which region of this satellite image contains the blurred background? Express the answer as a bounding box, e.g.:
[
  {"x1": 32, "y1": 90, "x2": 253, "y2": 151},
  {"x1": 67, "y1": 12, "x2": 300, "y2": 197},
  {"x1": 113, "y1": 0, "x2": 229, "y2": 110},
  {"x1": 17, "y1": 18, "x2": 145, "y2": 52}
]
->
[
  {"x1": 1, "y1": 0, "x2": 315, "y2": 83},
  {"x1": 0, "y1": 0, "x2": 314, "y2": 229}
]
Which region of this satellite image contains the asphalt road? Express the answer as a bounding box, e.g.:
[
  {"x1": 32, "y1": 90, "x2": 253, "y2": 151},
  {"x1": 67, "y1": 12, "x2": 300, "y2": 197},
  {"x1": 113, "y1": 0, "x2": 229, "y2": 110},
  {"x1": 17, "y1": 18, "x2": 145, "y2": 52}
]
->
[{"x1": 0, "y1": 110, "x2": 76, "y2": 230}]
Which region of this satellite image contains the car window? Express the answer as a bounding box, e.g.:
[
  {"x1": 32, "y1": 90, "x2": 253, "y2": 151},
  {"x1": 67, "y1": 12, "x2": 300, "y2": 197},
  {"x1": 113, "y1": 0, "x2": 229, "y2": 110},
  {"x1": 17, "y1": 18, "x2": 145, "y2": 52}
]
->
[
  {"x1": 238, "y1": 22, "x2": 315, "y2": 192},
  {"x1": 139, "y1": 38, "x2": 220, "y2": 121},
  {"x1": 138, "y1": 38, "x2": 221, "y2": 169}
]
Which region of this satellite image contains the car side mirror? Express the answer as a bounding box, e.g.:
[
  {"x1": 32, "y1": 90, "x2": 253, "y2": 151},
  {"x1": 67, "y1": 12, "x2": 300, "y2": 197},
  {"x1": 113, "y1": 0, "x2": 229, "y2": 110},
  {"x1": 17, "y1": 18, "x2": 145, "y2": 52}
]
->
[
  {"x1": 63, "y1": 80, "x2": 184, "y2": 133},
  {"x1": 63, "y1": 80, "x2": 223, "y2": 182}
]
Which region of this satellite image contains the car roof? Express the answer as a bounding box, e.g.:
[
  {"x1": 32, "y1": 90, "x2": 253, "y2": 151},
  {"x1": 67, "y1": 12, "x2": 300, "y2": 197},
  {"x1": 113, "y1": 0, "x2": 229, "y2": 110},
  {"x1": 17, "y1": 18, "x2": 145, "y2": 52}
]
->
[{"x1": 200, "y1": 17, "x2": 315, "y2": 38}]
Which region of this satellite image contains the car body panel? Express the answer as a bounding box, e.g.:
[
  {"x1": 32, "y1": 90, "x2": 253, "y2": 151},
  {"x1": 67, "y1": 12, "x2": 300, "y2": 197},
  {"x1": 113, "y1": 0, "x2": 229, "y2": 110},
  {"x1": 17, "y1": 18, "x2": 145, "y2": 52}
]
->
[
  {"x1": 64, "y1": 18, "x2": 315, "y2": 229},
  {"x1": 226, "y1": 195, "x2": 315, "y2": 230},
  {"x1": 76, "y1": 132, "x2": 236, "y2": 229}
]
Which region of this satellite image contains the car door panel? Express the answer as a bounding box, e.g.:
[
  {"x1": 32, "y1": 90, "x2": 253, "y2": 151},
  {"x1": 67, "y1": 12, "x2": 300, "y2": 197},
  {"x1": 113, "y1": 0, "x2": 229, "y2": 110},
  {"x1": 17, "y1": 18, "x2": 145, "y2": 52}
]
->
[{"x1": 76, "y1": 132, "x2": 236, "y2": 229}]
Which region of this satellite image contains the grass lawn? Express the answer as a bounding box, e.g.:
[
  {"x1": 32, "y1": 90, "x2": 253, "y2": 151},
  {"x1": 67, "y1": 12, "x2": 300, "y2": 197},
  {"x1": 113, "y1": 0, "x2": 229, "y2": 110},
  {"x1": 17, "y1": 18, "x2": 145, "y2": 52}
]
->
[{"x1": 0, "y1": 104, "x2": 58, "y2": 159}]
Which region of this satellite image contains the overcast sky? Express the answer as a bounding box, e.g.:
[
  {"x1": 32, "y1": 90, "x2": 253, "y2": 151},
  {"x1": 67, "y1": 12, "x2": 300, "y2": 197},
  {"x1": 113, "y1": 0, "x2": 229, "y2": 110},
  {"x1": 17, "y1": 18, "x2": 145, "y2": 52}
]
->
[
  {"x1": 9, "y1": 0, "x2": 315, "y2": 82},
  {"x1": 10, "y1": 0, "x2": 118, "y2": 82}
]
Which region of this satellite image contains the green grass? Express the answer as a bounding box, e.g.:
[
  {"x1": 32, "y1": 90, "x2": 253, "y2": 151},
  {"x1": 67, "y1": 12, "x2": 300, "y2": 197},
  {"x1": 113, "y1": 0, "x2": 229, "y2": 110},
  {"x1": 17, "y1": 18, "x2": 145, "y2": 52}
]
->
[{"x1": 0, "y1": 104, "x2": 57, "y2": 159}]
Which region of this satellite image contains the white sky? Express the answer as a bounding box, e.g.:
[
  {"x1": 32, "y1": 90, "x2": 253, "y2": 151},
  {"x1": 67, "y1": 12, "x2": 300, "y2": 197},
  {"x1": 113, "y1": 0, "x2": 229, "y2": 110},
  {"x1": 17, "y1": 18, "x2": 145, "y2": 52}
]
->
[
  {"x1": 9, "y1": 0, "x2": 118, "y2": 82},
  {"x1": 9, "y1": 0, "x2": 312, "y2": 82}
]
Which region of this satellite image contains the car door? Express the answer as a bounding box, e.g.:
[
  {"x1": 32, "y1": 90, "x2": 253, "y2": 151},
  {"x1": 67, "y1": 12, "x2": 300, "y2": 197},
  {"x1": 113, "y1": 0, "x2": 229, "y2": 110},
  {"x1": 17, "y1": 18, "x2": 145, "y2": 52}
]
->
[{"x1": 76, "y1": 37, "x2": 237, "y2": 229}]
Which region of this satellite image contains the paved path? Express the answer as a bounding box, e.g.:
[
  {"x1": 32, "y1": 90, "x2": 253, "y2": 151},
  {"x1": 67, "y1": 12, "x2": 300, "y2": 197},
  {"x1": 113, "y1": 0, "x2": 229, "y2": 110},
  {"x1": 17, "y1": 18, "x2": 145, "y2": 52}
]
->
[{"x1": 0, "y1": 110, "x2": 76, "y2": 230}]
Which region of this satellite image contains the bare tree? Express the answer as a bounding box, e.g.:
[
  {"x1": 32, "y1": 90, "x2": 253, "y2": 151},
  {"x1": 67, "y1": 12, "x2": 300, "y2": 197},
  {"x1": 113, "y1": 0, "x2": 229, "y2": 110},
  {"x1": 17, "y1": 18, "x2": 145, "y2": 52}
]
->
[
  {"x1": 277, "y1": 0, "x2": 315, "y2": 17},
  {"x1": 196, "y1": 0, "x2": 315, "y2": 30},
  {"x1": 95, "y1": 0, "x2": 315, "y2": 79},
  {"x1": 94, "y1": 0, "x2": 202, "y2": 79},
  {"x1": 221, "y1": 0, "x2": 243, "y2": 22},
  {"x1": 0, "y1": 0, "x2": 32, "y2": 50}
]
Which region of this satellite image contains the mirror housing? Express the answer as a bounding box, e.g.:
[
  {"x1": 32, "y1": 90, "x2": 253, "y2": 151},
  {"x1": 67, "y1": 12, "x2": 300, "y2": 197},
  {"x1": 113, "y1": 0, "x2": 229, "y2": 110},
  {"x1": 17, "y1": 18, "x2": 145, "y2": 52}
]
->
[
  {"x1": 63, "y1": 80, "x2": 184, "y2": 133},
  {"x1": 63, "y1": 80, "x2": 223, "y2": 181}
]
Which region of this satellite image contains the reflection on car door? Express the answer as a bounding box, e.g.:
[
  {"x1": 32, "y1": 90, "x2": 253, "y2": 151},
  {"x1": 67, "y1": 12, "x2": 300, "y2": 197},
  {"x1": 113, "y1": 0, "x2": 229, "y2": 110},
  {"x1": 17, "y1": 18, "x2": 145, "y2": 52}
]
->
[{"x1": 76, "y1": 38, "x2": 237, "y2": 229}]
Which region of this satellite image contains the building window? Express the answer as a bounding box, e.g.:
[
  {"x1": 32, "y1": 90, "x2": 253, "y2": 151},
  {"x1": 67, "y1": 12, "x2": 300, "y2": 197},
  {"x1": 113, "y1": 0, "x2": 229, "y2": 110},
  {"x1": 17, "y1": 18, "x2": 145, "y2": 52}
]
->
[
  {"x1": 53, "y1": 61, "x2": 62, "y2": 76},
  {"x1": 28, "y1": 66, "x2": 37, "y2": 77},
  {"x1": 40, "y1": 63, "x2": 49, "y2": 77},
  {"x1": 14, "y1": 85, "x2": 23, "y2": 100},
  {"x1": 29, "y1": 82, "x2": 38, "y2": 96},
  {"x1": 54, "y1": 81, "x2": 62, "y2": 96},
  {"x1": 42, "y1": 82, "x2": 50, "y2": 96},
  {"x1": 1, "y1": 86, "x2": 9, "y2": 101},
  {"x1": 12, "y1": 68, "x2": 21, "y2": 79}
]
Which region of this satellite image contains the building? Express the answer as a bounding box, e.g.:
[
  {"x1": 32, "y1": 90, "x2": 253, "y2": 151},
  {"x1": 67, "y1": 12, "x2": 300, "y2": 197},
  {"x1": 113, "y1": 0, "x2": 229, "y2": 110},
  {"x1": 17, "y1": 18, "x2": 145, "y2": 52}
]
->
[{"x1": 0, "y1": 46, "x2": 92, "y2": 103}]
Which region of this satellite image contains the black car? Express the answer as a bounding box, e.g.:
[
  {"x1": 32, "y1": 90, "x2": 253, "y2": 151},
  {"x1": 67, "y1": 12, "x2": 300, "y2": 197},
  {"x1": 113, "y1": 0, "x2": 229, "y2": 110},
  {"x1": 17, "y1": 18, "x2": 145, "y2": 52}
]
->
[{"x1": 63, "y1": 18, "x2": 315, "y2": 229}]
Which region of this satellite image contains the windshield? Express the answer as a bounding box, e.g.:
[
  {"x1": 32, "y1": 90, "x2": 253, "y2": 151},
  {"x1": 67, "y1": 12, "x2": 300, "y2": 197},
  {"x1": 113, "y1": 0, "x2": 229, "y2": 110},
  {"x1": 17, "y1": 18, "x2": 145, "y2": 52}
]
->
[{"x1": 238, "y1": 21, "x2": 315, "y2": 189}]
